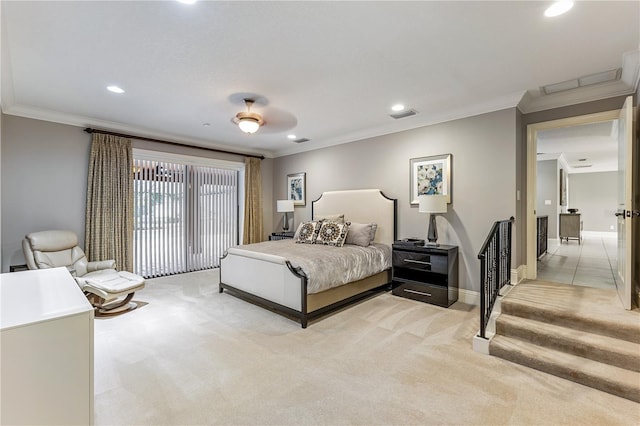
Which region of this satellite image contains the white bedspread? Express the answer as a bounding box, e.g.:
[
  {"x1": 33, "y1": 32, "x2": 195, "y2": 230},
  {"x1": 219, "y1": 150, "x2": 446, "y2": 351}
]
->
[{"x1": 226, "y1": 240, "x2": 391, "y2": 294}]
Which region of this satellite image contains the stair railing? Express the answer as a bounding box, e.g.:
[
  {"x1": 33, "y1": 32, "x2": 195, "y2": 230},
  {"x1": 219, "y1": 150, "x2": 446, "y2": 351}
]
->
[{"x1": 477, "y1": 217, "x2": 514, "y2": 339}]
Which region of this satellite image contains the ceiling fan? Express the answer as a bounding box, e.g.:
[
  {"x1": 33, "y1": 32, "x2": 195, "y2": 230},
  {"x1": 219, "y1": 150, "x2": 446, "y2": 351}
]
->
[{"x1": 233, "y1": 99, "x2": 265, "y2": 134}]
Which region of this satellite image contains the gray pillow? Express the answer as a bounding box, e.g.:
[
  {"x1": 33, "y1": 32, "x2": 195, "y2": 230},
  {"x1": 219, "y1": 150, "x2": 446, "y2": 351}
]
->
[
  {"x1": 345, "y1": 222, "x2": 376, "y2": 247},
  {"x1": 312, "y1": 213, "x2": 344, "y2": 223}
]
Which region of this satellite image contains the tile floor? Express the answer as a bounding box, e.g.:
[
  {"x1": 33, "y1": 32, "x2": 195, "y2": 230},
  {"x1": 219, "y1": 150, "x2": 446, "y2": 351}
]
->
[{"x1": 537, "y1": 231, "x2": 618, "y2": 290}]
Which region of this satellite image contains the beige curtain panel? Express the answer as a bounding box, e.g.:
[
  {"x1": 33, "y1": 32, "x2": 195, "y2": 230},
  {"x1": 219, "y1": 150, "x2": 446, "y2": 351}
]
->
[
  {"x1": 85, "y1": 133, "x2": 134, "y2": 271},
  {"x1": 243, "y1": 157, "x2": 264, "y2": 244}
]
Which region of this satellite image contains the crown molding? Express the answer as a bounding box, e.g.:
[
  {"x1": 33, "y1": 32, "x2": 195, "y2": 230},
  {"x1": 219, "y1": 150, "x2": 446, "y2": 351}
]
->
[
  {"x1": 518, "y1": 50, "x2": 640, "y2": 114},
  {"x1": 1, "y1": 104, "x2": 275, "y2": 158},
  {"x1": 273, "y1": 90, "x2": 526, "y2": 158}
]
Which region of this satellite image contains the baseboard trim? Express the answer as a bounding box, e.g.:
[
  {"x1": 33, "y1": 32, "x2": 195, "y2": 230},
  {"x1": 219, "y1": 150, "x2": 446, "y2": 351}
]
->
[
  {"x1": 459, "y1": 268, "x2": 521, "y2": 306},
  {"x1": 459, "y1": 288, "x2": 480, "y2": 306},
  {"x1": 511, "y1": 265, "x2": 526, "y2": 285}
]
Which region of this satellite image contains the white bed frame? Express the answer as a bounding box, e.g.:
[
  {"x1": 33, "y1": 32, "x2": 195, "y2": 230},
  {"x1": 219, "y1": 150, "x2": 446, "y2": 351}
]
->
[{"x1": 219, "y1": 189, "x2": 397, "y2": 328}]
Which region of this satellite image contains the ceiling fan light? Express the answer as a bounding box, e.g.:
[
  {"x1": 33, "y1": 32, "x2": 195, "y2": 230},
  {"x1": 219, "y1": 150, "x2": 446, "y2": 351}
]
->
[
  {"x1": 238, "y1": 117, "x2": 260, "y2": 134},
  {"x1": 233, "y1": 99, "x2": 264, "y2": 134}
]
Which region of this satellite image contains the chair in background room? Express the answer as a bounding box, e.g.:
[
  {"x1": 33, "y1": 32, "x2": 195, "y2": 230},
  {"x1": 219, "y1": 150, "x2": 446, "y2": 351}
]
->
[{"x1": 22, "y1": 230, "x2": 145, "y2": 316}]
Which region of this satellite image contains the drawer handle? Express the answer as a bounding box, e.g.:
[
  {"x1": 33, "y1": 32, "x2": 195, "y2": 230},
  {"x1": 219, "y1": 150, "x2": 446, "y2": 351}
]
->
[
  {"x1": 403, "y1": 259, "x2": 431, "y2": 266},
  {"x1": 404, "y1": 289, "x2": 432, "y2": 297}
]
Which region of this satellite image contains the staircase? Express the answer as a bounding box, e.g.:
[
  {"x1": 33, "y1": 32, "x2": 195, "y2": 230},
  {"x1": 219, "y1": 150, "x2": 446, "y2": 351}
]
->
[{"x1": 489, "y1": 280, "x2": 640, "y2": 403}]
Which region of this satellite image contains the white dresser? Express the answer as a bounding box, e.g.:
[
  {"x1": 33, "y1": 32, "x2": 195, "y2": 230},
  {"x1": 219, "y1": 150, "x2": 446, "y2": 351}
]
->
[{"x1": 1, "y1": 267, "x2": 94, "y2": 425}]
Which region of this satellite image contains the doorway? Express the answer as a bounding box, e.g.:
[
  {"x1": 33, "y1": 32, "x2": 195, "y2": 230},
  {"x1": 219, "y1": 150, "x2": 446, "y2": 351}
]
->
[
  {"x1": 534, "y1": 120, "x2": 619, "y2": 290},
  {"x1": 525, "y1": 109, "x2": 622, "y2": 287}
]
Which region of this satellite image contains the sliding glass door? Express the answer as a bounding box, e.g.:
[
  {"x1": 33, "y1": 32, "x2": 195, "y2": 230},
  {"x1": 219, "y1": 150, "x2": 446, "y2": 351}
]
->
[{"x1": 133, "y1": 151, "x2": 241, "y2": 277}]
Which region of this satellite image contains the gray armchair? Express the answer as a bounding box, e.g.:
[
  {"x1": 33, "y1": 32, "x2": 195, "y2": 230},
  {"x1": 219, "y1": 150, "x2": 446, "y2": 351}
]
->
[{"x1": 22, "y1": 230, "x2": 145, "y2": 316}]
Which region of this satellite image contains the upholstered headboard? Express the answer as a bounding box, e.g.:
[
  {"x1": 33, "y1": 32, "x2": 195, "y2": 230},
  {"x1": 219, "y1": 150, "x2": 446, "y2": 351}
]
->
[{"x1": 311, "y1": 189, "x2": 397, "y2": 246}]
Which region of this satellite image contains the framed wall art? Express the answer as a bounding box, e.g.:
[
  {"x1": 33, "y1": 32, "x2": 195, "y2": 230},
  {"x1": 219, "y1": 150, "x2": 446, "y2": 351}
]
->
[
  {"x1": 287, "y1": 172, "x2": 306, "y2": 206},
  {"x1": 410, "y1": 154, "x2": 451, "y2": 205}
]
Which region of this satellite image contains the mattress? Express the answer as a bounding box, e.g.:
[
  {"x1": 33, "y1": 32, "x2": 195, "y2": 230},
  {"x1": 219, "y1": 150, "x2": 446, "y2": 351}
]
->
[{"x1": 226, "y1": 239, "x2": 391, "y2": 294}]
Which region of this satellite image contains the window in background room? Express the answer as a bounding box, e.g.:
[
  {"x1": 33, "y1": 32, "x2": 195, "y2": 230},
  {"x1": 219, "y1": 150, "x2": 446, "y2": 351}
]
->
[{"x1": 133, "y1": 150, "x2": 243, "y2": 278}]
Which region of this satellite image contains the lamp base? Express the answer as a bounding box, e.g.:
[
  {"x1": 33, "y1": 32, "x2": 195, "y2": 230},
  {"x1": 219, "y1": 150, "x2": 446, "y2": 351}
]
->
[
  {"x1": 427, "y1": 213, "x2": 438, "y2": 245},
  {"x1": 282, "y1": 212, "x2": 290, "y2": 232}
]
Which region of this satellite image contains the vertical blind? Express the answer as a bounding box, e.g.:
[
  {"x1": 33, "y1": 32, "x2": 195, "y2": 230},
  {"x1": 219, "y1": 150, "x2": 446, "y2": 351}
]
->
[{"x1": 133, "y1": 157, "x2": 239, "y2": 278}]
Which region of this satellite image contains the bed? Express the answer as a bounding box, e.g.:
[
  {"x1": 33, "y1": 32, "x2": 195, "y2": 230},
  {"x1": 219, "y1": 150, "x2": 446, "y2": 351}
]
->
[{"x1": 219, "y1": 189, "x2": 397, "y2": 327}]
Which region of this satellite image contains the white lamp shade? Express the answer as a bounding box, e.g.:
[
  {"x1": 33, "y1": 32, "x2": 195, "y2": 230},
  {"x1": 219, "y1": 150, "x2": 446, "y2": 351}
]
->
[
  {"x1": 418, "y1": 195, "x2": 448, "y2": 213},
  {"x1": 277, "y1": 199, "x2": 295, "y2": 212},
  {"x1": 238, "y1": 118, "x2": 260, "y2": 133}
]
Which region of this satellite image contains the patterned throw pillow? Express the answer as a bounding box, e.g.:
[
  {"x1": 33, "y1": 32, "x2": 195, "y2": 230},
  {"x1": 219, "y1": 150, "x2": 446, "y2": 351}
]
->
[
  {"x1": 315, "y1": 221, "x2": 351, "y2": 247},
  {"x1": 295, "y1": 221, "x2": 323, "y2": 244}
]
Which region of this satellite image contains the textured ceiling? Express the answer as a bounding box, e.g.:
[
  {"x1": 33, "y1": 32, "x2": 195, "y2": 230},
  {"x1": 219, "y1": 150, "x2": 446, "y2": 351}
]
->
[{"x1": 2, "y1": 1, "x2": 639, "y2": 158}]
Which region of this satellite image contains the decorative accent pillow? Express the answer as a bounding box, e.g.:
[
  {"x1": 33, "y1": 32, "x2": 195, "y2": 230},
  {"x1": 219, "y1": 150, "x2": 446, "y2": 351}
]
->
[
  {"x1": 295, "y1": 221, "x2": 323, "y2": 244},
  {"x1": 316, "y1": 221, "x2": 351, "y2": 247},
  {"x1": 293, "y1": 222, "x2": 305, "y2": 240},
  {"x1": 370, "y1": 223, "x2": 378, "y2": 242},
  {"x1": 313, "y1": 213, "x2": 344, "y2": 223},
  {"x1": 345, "y1": 222, "x2": 375, "y2": 247}
]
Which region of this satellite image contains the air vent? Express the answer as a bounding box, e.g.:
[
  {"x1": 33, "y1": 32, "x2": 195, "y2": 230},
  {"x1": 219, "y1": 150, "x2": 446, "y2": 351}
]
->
[
  {"x1": 389, "y1": 109, "x2": 417, "y2": 119},
  {"x1": 541, "y1": 68, "x2": 621, "y2": 95},
  {"x1": 573, "y1": 165, "x2": 592, "y2": 168},
  {"x1": 293, "y1": 138, "x2": 310, "y2": 144}
]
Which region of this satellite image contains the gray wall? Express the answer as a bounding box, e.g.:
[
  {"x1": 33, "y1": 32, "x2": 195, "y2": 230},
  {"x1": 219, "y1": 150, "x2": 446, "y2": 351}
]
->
[
  {"x1": 536, "y1": 160, "x2": 560, "y2": 238},
  {"x1": 568, "y1": 171, "x2": 617, "y2": 232},
  {"x1": 271, "y1": 108, "x2": 518, "y2": 294},
  {"x1": 1, "y1": 115, "x2": 90, "y2": 270},
  {"x1": 1, "y1": 114, "x2": 273, "y2": 272}
]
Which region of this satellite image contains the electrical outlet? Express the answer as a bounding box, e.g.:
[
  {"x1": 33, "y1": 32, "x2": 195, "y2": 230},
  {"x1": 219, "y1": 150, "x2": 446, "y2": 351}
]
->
[
  {"x1": 545, "y1": 200, "x2": 552, "y2": 205},
  {"x1": 610, "y1": 225, "x2": 615, "y2": 230}
]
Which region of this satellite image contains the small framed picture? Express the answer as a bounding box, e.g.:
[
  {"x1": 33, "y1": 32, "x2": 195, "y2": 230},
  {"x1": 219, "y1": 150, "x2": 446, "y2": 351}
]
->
[
  {"x1": 410, "y1": 154, "x2": 452, "y2": 205},
  {"x1": 287, "y1": 172, "x2": 306, "y2": 206}
]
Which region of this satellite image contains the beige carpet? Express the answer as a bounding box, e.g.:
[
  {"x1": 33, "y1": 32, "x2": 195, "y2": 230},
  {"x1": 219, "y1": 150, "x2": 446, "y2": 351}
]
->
[
  {"x1": 490, "y1": 280, "x2": 640, "y2": 403},
  {"x1": 94, "y1": 270, "x2": 640, "y2": 425}
]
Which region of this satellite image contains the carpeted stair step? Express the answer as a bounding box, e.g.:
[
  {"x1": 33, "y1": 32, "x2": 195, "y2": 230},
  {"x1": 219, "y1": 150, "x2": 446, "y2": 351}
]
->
[
  {"x1": 490, "y1": 335, "x2": 640, "y2": 403},
  {"x1": 495, "y1": 314, "x2": 640, "y2": 372},
  {"x1": 501, "y1": 298, "x2": 640, "y2": 344}
]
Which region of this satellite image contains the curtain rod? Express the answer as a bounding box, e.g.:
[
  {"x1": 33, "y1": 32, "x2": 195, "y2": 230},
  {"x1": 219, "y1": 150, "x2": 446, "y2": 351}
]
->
[{"x1": 83, "y1": 128, "x2": 265, "y2": 160}]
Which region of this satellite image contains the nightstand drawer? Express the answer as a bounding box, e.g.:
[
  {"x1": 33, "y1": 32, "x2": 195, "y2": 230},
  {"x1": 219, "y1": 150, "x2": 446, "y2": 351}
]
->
[
  {"x1": 392, "y1": 250, "x2": 448, "y2": 274},
  {"x1": 392, "y1": 282, "x2": 448, "y2": 306}
]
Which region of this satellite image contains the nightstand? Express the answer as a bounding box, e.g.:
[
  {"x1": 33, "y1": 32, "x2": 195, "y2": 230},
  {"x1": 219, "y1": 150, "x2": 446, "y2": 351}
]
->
[
  {"x1": 391, "y1": 243, "x2": 458, "y2": 307},
  {"x1": 269, "y1": 232, "x2": 295, "y2": 241}
]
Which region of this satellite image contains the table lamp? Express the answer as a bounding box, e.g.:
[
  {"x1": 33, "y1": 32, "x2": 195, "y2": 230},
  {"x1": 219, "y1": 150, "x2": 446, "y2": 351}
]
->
[
  {"x1": 418, "y1": 194, "x2": 448, "y2": 246},
  {"x1": 276, "y1": 200, "x2": 295, "y2": 232}
]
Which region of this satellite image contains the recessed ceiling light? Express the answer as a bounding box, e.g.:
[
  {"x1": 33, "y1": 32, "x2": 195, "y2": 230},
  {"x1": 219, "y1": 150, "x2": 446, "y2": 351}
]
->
[
  {"x1": 287, "y1": 134, "x2": 297, "y2": 140},
  {"x1": 106, "y1": 85, "x2": 125, "y2": 94},
  {"x1": 176, "y1": 0, "x2": 197, "y2": 4},
  {"x1": 391, "y1": 104, "x2": 405, "y2": 112},
  {"x1": 202, "y1": 123, "x2": 210, "y2": 127},
  {"x1": 544, "y1": 1, "x2": 574, "y2": 17}
]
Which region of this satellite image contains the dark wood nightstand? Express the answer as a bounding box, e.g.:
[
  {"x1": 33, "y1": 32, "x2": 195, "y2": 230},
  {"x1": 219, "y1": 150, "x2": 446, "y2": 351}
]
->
[
  {"x1": 269, "y1": 232, "x2": 295, "y2": 241},
  {"x1": 391, "y1": 243, "x2": 459, "y2": 307}
]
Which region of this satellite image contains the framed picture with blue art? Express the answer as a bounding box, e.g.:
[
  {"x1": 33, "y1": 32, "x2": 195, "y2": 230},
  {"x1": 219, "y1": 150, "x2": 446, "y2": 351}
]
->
[
  {"x1": 287, "y1": 172, "x2": 306, "y2": 206},
  {"x1": 410, "y1": 154, "x2": 452, "y2": 205}
]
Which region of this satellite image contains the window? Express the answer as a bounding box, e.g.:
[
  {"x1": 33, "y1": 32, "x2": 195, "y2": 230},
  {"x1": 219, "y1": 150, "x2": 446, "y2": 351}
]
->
[{"x1": 133, "y1": 150, "x2": 243, "y2": 277}]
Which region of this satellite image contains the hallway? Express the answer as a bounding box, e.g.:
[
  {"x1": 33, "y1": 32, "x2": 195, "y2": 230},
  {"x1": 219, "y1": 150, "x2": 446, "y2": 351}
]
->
[{"x1": 536, "y1": 231, "x2": 618, "y2": 290}]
